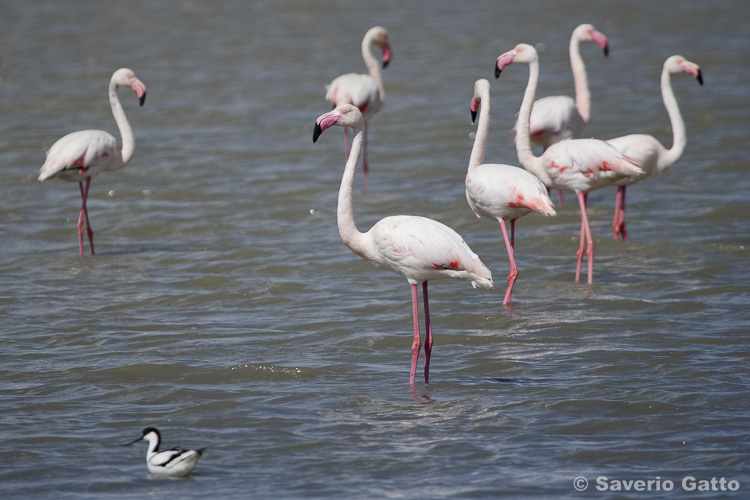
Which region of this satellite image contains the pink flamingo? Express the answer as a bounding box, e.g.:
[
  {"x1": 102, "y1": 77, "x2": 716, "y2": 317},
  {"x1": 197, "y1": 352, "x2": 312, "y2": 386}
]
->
[
  {"x1": 313, "y1": 104, "x2": 493, "y2": 385},
  {"x1": 496, "y1": 44, "x2": 642, "y2": 284},
  {"x1": 514, "y1": 24, "x2": 609, "y2": 205},
  {"x1": 466, "y1": 79, "x2": 555, "y2": 305},
  {"x1": 38, "y1": 68, "x2": 147, "y2": 255},
  {"x1": 325, "y1": 26, "x2": 391, "y2": 190},
  {"x1": 607, "y1": 55, "x2": 703, "y2": 240}
]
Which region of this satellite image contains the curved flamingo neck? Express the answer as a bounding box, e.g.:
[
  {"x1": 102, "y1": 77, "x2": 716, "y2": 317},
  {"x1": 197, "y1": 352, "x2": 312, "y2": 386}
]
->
[
  {"x1": 362, "y1": 35, "x2": 385, "y2": 102},
  {"x1": 659, "y1": 67, "x2": 686, "y2": 172},
  {"x1": 337, "y1": 123, "x2": 368, "y2": 256},
  {"x1": 469, "y1": 88, "x2": 491, "y2": 170},
  {"x1": 570, "y1": 35, "x2": 591, "y2": 124},
  {"x1": 515, "y1": 59, "x2": 550, "y2": 184},
  {"x1": 109, "y1": 80, "x2": 135, "y2": 169}
]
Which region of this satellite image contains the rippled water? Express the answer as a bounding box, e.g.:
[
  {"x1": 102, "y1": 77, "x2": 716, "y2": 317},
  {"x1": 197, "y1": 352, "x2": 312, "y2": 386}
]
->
[{"x1": 1, "y1": 1, "x2": 748, "y2": 498}]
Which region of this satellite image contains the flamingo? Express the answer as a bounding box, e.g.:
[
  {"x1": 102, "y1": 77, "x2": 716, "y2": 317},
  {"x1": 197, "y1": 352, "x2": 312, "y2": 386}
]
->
[
  {"x1": 325, "y1": 26, "x2": 391, "y2": 190},
  {"x1": 514, "y1": 24, "x2": 609, "y2": 205},
  {"x1": 313, "y1": 104, "x2": 493, "y2": 385},
  {"x1": 38, "y1": 68, "x2": 147, "y2": 255},
  {"x1": 495, "y1": 44, "x2": 642, "y2": 284},
  {"x1": 466, "y1": 79, "x2": 556, "y2": 305},
  {"x1": 607, "y1": 55, "x2": 703, "y2": 240}
]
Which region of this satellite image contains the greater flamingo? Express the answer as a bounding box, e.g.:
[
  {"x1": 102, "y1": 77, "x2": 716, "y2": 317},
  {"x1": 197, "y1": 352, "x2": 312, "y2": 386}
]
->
[
  {"x1": 313, "y1": 104, "x2": 493, "y2": 385},
  {"x1": 495, "y1": 44, "x2": 642, "y2": 284},
  {"x1": 514, "y1": 24, "x2": 609, "y2": 205},
  {"x1": 607, "y1": 55, "x2": 703, "y2": 240},
  {"x1": 325, "y1": 26, "x2": 391, "y2": 190},
  {"x1": 466, "y1": 79, "x2": 555, "y2": 305},
  {"x1": 38, "y1": 68, "x2": 147, "y2": 255}
]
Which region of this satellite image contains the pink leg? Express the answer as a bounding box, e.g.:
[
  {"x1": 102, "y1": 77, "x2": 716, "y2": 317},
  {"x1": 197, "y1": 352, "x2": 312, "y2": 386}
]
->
[
  {"x1": 574, "y1": 192, "x2": 594, "y2": 284},
  {"x1": 78, "y1": 178, "x2": 95, "y2": 255},
  {"x1": 499, "y1": 219, "x2": 518, "y2": 305},
  {"x1": 362, "y1": 121, "x2": 370, "y2": 191},
  {"x1": 613, "y1": 186, "x2": 622, "y2": 240},
  {"x1": 409, "y1": 283, "x2": 421, "y2": 385},
  {"x1": 422, "y1": 282, "x2": 432, "y2": 384},
  {"x1": 557, "y1": 189, "x2": 564, "y2": 206}
]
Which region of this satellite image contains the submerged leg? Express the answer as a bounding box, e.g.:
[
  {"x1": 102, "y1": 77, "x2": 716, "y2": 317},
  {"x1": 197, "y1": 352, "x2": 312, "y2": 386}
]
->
[
  {"x1": 77, "y1": 178, "x2": 95, "y2": 255},
  {"x1": 422, "y1": 282, "x2": 432, "y2": 384},
  {"x1": 409, "y1": 283, "x2": 421, "y2": 385},
  {"x1": 618, "y1": 186, "x2": 628, "y2": 241},
  {"x1": 557, "y1": 189, "x2": 564, "y2": 206},
  {"x1": 499, "y1": 219, "x2": 518, "y2": 305}
]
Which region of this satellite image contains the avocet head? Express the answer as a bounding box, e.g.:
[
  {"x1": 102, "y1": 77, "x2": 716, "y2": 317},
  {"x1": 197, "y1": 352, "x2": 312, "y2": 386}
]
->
[{"x1": 123, "y1": 427, "x2": 161, "y2": 447}]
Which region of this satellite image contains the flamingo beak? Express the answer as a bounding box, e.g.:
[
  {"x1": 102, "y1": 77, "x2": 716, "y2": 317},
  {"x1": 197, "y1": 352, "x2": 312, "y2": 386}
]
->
[
  {"x1": 381, "y1": 42, "x2": 392, "y2": 69},
  {"x1": 313, "y1": 108, "x2": 345, "y2": 143},
  {"x1": 591, "y1": 29, "x2": 609, "y2": 57},
  {"x1": 130, "y1": 77, "x2": 147, "y2": 106},
  {"x1": 470, "y1": 97, "x2": 480, "y2": 124},
  {"x1": 495, "y1": 49, "x2": 517, "y2": 79}
]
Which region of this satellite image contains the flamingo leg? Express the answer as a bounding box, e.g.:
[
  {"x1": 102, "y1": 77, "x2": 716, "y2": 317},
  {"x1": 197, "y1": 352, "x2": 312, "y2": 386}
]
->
[
  {"x1": 557, "y1": 189, "x2": 565, "y2": 206},
  {"x1": 617, "y1": 186, "x2": 628, "y2": 240},
  {"x1": 362, "y1": 121, "x2": 370, "y2": 191},
  {"x1": 78, "y1": 178, "x2": 95, "y2": 255},
  {"x1": 499, "y1": 219, "x2": 518, "y2": 305},
  {"x1": 409, "y1": 283, "x2": 422, "y2": 385},
  {"x1": 422, "y1": 281, "x2": 432, "y2": 384},
  {"x1": 574, "y1": 192, "x2": 593, "y2": 284}
]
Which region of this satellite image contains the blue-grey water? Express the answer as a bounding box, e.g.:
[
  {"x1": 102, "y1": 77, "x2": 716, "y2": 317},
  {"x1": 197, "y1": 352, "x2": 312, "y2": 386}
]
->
[{"x1": 1, "y1": 1, "x2": 748, "y2": 498}]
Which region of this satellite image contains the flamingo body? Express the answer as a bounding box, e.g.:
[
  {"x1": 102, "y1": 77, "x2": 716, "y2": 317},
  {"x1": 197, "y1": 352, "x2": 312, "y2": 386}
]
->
[
  {"x1": 525, "y1": 95, "x2": 584, "y2": 146},
  {"x1": 606, "y1": 56, "x2": 702, "y2": 239},
  {"x1": 496, "y1": 43, "x2": 642, "y2": 284},
  {"x1": 324, "y1": 26, "x2": 391, "y2": 190},
  {"x1": 466, "y1": 79, "x2": 555, "y2": 305},
  {"x1": 313, "y1": 104, "x2": 492, "y2": 384},
  {"x1": 38, "y1": 68, "x2": 146, "y2": 255}
]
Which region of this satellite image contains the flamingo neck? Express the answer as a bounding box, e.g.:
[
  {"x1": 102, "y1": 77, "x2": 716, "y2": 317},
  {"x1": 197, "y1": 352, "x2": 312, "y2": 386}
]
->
[
  {"x1": 109, "y1": 80, "x2": 134, "y2": 169},
  {"x1": 337, "y1": 124, "x2": 368, "y2": 256},
  {"x1": 362, "y1": 36, "x2": 385, "y2": 102},
  {"x1": 659, "y1": 67, "x2": 686, "y2": 172},
  {"x1": 570, "y1": 35, "x2": 591, "y2": 123},
  {"x1": 515, "y1": 59, "x2": 550, "y2": 184},
  {"x1": 468, "y1": 89, "x2": 491, "y2": 170}
]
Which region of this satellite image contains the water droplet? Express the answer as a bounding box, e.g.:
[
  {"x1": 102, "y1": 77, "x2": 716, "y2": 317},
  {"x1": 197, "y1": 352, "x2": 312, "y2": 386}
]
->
[
  {"x1": 309, "y1": 209, "x2": 315, "y2": 215},
  {"x1": 469, "y1": 132, "x2": 476, "y2": 140},
  {"x1": 142, "y1": 189, "x2": 153, "y2": 196},
  {"x1": 107, "y1": 190, "x2": 115, "y2": 197}
]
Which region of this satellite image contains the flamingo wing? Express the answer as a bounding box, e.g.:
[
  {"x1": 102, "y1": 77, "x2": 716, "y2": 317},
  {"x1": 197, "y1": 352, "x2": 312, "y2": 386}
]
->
[
  {"x1": 366, "y1": 216, "x2": 493, "y2": 289},
  {"x1": 517, "y1": 95, "x2": 584, "y2": 146},
  {"x1": 544, "y1": 139, "x2": 642, "y2": 191},
  {"x1": 325, "y1": 73, "x2": 381, "y2": 117},
  {"x1": 467, "y1": 164, "x2": 556, "y2": 220},
  {"x1": 38, "y1": 130, "x2": 117, "y2": 182}
]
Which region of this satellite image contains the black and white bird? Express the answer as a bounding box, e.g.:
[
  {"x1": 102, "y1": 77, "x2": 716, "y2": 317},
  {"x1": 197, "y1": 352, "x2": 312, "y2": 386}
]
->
[{"x1": 123, "y1": 427, "x2": 204, "y2": 477}]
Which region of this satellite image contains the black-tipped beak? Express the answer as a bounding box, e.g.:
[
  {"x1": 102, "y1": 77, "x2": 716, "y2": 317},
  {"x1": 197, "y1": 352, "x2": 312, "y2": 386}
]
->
[
  {"x1": 139, "y1": 92, "x2": 147, "y2": 107},
  {"x1": 382, "y1": 60, "x2": 389, "y2": 69},
  {"x1": 313, "y1": 123, "x2": 323, "y2": 143},
  {"x1": 603, "y1": 44, "x2": 609, "y2": 57},
  {"x1": 122, "y1": 437, "x2": 143, "y2": 447},
  {"x1": 494, "y1": 65, "x2": 501, "y2": 79},
  {"x1": 471, "y1": 110, "x2": 477, "y2": 124},
  {"x1": 696, "y1": 70, "x2": 703, "y2": 86}
]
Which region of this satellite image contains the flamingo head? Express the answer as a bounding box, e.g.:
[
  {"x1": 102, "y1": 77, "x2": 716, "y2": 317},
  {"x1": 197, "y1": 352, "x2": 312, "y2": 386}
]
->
[
  {"x1": 665, "y1": 55, "x2": 703, "y2": 85},
  {"x1": 313, "y1": 104, "x2": 363, "y2": 143},
  {"x1": 470, "y1": 79, "x2": 490, "y2": 123},
  {"x1": 367, "y1": 26, "x2": 391, "y2": 69},
  {"x1": 111, "y1": 68, "x2": 147, "y2": 106},
  {"x1": 495, "y1": 43, "x2": 537, "y2": 78},
  {"x1": 575, "y1": 24, "x2": 609, "y2": 57}
]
